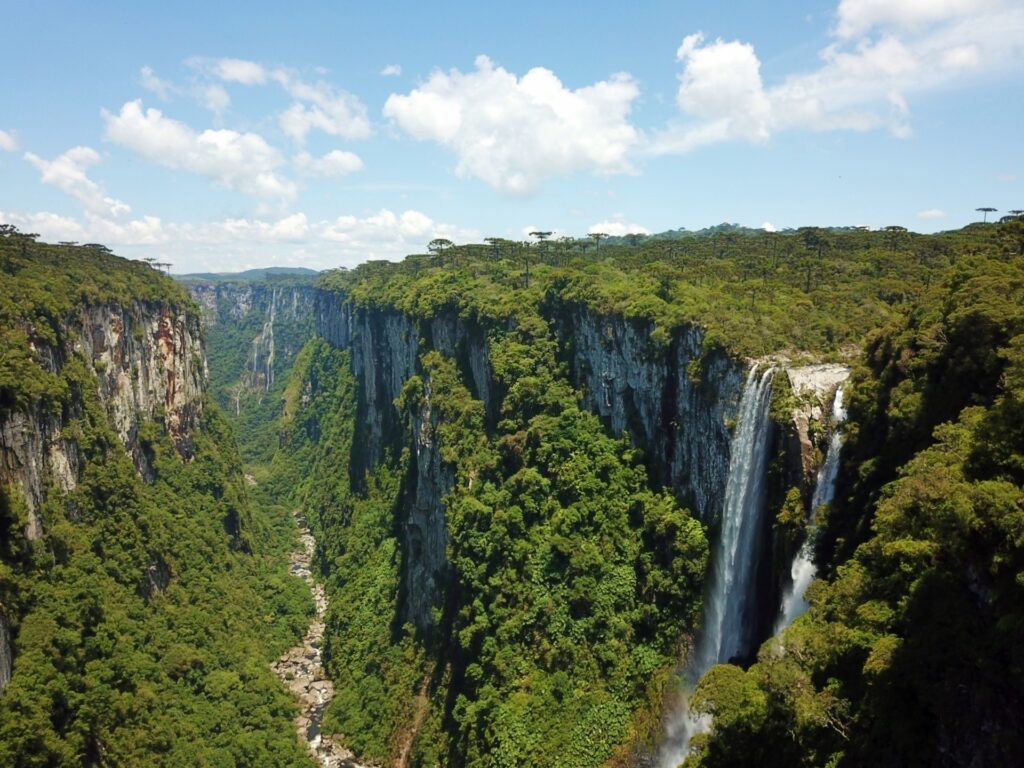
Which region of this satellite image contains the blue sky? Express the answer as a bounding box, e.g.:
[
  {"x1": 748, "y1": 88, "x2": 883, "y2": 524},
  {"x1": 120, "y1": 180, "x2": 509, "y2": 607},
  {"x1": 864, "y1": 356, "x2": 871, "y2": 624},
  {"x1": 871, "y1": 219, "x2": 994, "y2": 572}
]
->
[{"x1": 1, "y1": 0, "x2": 1022, "y2": 272}]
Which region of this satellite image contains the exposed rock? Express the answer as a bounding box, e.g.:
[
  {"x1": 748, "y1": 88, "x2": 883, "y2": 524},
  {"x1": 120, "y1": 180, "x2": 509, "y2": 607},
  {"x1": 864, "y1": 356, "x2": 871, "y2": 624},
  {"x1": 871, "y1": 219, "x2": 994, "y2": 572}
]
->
[
  {"x1": 0, "y1": 301, "x2": 204, "y2": 540},
  {"x1": 140, "y1": 555, "x2": 171, "y2": 598},
  {"x1": 186, "y1": 281, "x2": 316, "y2": 398},
  {"x1": 0, "y1": 609, "x2": 11, "y2": 695},
  {"x1": 273, "y1": 512, "x2": 374, "y2": 768},
  {"x1": 784, "y1": 364, "x2": 850, "y2": 484},
  {"x1": 404, "y1": 372, "x2": 454, "y2": 630},
  {"x1": 553, "y1": 308, "x2": 747, "y2": 523},
  {"x1": 78, "y1": 303, "x2": 205, "y2": 466},
  {"x1": 317, "y1": 298, "x2": 452, "y2": 631},
  {"x1": 0, "y1": 406, "x2": 80, "y2": 540}
]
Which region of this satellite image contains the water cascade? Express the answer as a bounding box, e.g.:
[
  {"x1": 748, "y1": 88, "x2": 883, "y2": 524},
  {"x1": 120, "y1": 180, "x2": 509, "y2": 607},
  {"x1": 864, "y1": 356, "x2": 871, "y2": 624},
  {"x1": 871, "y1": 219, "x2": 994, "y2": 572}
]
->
[
  {"x1": 249, "y1": 288, "x2": 278, "y2": 391},
  {"x1": 658, "y1": 365, "x2": 776, "y2": 766},
  {"x1": 774, "y1": 388, "x2": 846, "y2": 634}
]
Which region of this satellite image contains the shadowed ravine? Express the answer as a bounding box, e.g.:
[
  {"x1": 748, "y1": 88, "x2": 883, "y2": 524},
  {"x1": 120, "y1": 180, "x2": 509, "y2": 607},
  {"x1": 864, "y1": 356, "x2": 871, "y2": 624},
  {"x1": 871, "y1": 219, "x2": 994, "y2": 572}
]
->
[{"x1": 272, "y1": 512, "x2": 370, "y2": 768}]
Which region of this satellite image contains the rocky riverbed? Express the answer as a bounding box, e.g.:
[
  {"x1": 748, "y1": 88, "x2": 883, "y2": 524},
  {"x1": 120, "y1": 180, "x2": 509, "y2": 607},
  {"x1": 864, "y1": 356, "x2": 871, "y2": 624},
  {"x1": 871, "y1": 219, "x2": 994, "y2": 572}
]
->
[{"x1": 273, "y1": 513, "x2": 370, "y2": 768}]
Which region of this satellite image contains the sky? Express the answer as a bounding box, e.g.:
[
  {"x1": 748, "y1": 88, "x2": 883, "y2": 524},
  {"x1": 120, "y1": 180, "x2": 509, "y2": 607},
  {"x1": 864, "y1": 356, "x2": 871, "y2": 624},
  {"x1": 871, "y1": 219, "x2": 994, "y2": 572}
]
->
[{"x1": 1, "y1": 0, "x2": 1022, "y2": 273}]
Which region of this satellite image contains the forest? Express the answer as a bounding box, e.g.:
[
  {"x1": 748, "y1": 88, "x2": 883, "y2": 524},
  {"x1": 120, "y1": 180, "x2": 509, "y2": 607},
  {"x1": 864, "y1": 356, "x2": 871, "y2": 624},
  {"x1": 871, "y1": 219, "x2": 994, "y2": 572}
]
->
[
  {"x1": 1, "y1": 216, "x2": 1022, "y2": 767},
  {"x1": 223, "y1": 219, "x2": 1023, "y2": 766}
]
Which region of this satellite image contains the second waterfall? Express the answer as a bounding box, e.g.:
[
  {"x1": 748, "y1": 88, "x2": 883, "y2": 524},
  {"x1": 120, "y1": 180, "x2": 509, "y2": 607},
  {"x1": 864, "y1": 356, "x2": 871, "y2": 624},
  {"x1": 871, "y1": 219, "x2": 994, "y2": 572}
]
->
[{"x1": 659, "y1": 364, "x2": 776, "y2": 766}]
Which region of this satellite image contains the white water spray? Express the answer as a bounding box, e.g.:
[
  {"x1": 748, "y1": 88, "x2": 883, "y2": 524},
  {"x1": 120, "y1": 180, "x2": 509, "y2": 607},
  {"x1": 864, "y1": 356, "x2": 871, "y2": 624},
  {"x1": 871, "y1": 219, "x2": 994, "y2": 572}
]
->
[
  {"x1": 658, "y1": 365, "x2": 775, "y2": 767},
  {"x1": 774, "y1": 388, "x2": 846, "y2": 635}
]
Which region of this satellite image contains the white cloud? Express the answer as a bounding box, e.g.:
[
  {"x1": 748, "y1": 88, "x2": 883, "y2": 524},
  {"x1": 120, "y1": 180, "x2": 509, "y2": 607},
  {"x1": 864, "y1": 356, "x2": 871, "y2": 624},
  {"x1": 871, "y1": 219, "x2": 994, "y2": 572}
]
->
[
  {"x1": 294, "y1": 149, "x2": 364, "y2": 177},
  {"x1": 200, "y1": 84, "x2": 230, "y2": 114},
  {"x1": 655, "y1": 2, "x2": 1024, "y2": 153},
  {"x1": 213, "y1": 58, "x2": 268, "y2": 85},
  {"x1": 380, "y1": 64, "x2": 402, "y2": 76},
  {"x1": 140, "y1": 66, "x2": 175, "y2": 99},
  {"x1": 917, "y1": 208, "x2": 946, "y2": 219},
  {"x1": 835, "y1": 0, "x2": 999, "y2": 39},
  {"x1": 24, "y1": 146, "x2": 132, "y2": 218},
  {"x1": 0, "y1": 209, "x2": 166, "y2": 246},
  {"x1": 141, "y1": 65, "x2": 230, "y2": 114},
  {"x1": 588, "y1": 214, "x2": 649, "y2": 237},
  {"x1": 1, "y1": 207, "x2": 477, "y2": 272},
  {"x1": 763, "y1": 221, "x2": 777, "y2": 232},
  {"x1": 275, "y1": 72, "x2": 372, "y2": 142},
  {"x1": 102, "y1": 100, "x2": 297, "y2": 201},
  {"x1": 187, "y1": 57, "x2": 371, "y2": 141},
  {"x1": 0, "y1": 129, "x2": 17, "y2": 152},
  {"x1": 383, "y1": 55, "x2": 641, "y2": 194},
  {"x1": 667, "y1": 33, "x2": 772, "y2": 151}
]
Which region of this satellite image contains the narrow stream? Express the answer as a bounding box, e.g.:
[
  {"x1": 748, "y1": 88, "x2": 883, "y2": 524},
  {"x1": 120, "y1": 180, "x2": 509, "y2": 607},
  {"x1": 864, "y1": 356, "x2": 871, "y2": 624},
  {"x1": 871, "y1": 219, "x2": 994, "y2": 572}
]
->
[{"x1": 272, "y1": 512, "x2": 368, "y2": 768}]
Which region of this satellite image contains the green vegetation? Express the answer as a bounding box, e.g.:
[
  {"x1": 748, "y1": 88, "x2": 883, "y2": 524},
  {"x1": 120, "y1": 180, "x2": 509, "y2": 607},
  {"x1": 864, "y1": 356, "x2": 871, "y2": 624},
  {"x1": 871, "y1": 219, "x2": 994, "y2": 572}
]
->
[
  {"x1": 321, "y1": 223, "x2": 1004, "y2": 360},
  {"x1": 685, "y1": 243, "x2": 1024, "y2": 767},
  {"x1": 192, "y1": 277, "x2": 316, "y2": 470},
  {"x1": 274, "y1": 309, "x2": 709, "y2": 764},
  {"x1": 0, "y1": 231, "x2": 312, "y2": 767},
  {"x1": 9, "y1": 215, "x2": 1019, "y2": 768},
  {"x1": 294, "y1": 220, "x2": 1022, "y2": 767}
]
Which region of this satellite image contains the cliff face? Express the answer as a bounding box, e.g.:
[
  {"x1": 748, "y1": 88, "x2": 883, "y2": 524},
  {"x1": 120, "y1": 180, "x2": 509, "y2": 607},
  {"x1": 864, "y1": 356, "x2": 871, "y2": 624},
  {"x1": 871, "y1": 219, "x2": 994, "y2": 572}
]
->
[
  {"x1": 315, "y1": 292, "x2": 454, "y2": 629},
  {"x1": 552, "y1": 307, "x2": 746, "y2": 523},
  {"x1": 188, "y1": 281, "x2": 316, "y2": 395},
  {"x1": 314, "y1": 290, "x2": 752, "y2": 632},
  {"x1": 0, "y1": 302, "x2": 205, "y2": 541},
  {"x1": 0, "y1": 296, "x2": 205, "y2": 696},
  {"x1": 0, "y1": 611, "x2": 10, "y2": 694}
]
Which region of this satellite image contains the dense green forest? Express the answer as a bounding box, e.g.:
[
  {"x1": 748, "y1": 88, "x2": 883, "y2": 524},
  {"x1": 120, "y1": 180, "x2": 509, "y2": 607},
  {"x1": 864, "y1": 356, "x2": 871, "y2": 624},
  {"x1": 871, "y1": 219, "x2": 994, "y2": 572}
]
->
[
  {"x1": 247, "y1": 218, "x2": 1023, "y2": 767},
  {"x1": 687, "y1": 238, "x2": 1024, "y2": 767},
  {"x1": 0, "y1": 231, "x2": 313, "y2": 766},
  {"x1": 188, "y1": 274, "x2": 316, "y2": 469},
  {"x1": 3, "y1": 217, "x2": 1022, "y2": 768}
]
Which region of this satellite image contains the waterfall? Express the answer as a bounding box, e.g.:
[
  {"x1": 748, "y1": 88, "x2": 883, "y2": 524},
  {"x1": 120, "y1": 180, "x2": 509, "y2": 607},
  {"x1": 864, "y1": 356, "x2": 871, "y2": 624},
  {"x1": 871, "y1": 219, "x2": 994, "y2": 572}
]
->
[
  {"x1": 774, "y1": 388, "x2": 846, "y2": 634},
  {"x1": 658, "y1": 365, "x2": 775, "y2": 767},
  {"x1": 264, "y1": 288, "x2": 277, "y2": 390}
]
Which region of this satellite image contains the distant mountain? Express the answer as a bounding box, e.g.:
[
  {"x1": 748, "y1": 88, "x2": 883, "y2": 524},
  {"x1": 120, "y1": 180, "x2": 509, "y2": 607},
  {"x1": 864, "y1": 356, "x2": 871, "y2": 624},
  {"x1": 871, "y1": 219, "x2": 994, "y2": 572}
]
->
[{"x1": 176, "y1": 266, "x2": 320, "y2": 282}]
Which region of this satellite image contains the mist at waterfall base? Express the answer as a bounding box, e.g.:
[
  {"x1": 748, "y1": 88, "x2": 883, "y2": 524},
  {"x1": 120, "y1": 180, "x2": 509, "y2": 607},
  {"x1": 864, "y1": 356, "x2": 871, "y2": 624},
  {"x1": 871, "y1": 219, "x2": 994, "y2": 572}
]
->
[
  {"x1": 657, "y1": 366, "x2": 776, "y2": 768},
  {"x1": 774, "y1": 388, "x2": 846, "y2": 635}
]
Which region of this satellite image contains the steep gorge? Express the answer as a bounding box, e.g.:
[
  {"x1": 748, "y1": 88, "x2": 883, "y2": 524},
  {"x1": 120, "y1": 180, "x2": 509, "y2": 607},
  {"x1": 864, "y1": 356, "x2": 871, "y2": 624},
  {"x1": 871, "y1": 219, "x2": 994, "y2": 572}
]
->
[
  {"x1": 0, "y1": 239, "x2": 311, "y2": 766},
  {"x1": 250, "y1": 272, "x2": 847, "y2": 767}
]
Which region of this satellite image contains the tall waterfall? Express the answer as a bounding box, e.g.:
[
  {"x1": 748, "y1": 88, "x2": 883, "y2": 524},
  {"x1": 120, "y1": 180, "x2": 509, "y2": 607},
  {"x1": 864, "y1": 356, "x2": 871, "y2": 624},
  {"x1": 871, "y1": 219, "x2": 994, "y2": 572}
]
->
[
  {"x1": 774, "y1": 388, "x2": 846, "y2": 634},
  {"x1": 658, "y1": 365, "x2": 776, "y2": 767}
]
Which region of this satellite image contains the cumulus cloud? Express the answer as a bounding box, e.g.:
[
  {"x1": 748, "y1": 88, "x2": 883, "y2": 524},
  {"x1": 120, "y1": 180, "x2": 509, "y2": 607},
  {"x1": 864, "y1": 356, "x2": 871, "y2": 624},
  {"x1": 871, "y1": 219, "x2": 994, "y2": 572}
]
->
[
  {"x1": 102, "y1": 100, "x2": 297, "y2": 201},
  {"x1": 186, "y1": 57, "x2": 371, "y2": 141},
  {"x1": 588, "y1": 214, "x2": 649, "y2": 237},
  {"x1": 834, "y1": 0, "x2": 1000, "y2": 39},
  {"x1": 274, "y1": 72, "x2": 372, "y2": 142},
  {"x1": 293, "y1": 149, "x2": 365, "y2": 177},
  {"x1": 654, "y1": 1, "x2": 1024, "y2": 153},
  {"x1": 384, "y1": 55, "x2": 641, "y2": 194},
  {"x1": 668, "y1": 33, "x2": 772, "y2": 150},
  {"x1": 763, "y1": 221, "x2": 777, "y2": 232},
  {"x1": 212, "y1": 58, "x2": 268, "y2": 85},
  {"x1": 1, "y1": 206, "x2": 477, "y2": 272},
  {"x1": 140, "y1": 66, "x2": 175, "y2": 99},
  {"x1": 24, "y1": 146, "x2": 132, "y2": 218},
  {"x1": 917, "y1": 208, "x2": 946, "y2": 219},
  {"x1": 140, "y1": 65, "x2": 230, "y2": 114},
  {"x1": 0, "y1": 129, "x2": 17, "y2": 151},
  {"x1": 380, "y1": 64, "x2": 402, "y2": 76},
  {"x1": 200, "y1": 84, "x2": 230, "y2": 114},
  {"x1": 0, "y1": 209, "x2": 166, "y2": 246}
]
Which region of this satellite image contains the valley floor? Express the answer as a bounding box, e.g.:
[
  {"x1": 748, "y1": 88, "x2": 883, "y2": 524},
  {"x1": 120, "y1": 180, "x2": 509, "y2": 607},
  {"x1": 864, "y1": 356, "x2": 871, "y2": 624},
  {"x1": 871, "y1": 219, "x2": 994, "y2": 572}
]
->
[{"x1": 273, "y1": 511, "x2": 372, "y2": 768}]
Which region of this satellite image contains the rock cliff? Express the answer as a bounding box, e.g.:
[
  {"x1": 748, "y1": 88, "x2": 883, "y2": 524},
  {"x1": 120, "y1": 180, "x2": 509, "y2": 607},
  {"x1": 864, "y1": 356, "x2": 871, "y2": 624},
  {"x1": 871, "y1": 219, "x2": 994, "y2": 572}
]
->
[
  {"x1": 189, "y1": 281, "x2": 316, "y2": 392},
  {"x1": 0, "y1": 294, "x2": 205, "y2": 695},
  {"x1": 551, "y1": 307, "x2": 747, "y2": 523},
  {"x1": 0, "y1": 302, "x2": 205, "y2": 542}
]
